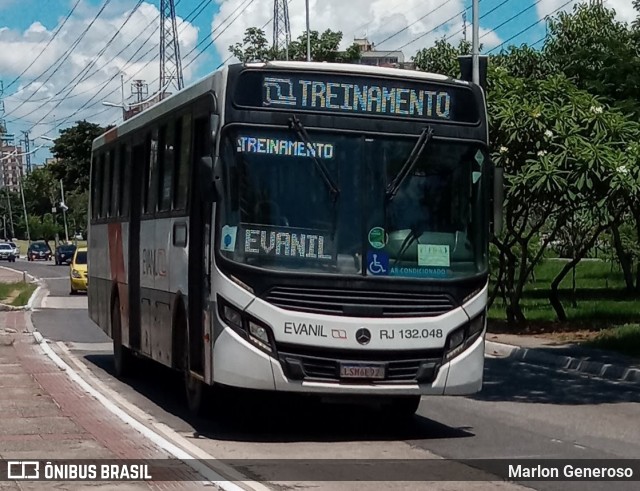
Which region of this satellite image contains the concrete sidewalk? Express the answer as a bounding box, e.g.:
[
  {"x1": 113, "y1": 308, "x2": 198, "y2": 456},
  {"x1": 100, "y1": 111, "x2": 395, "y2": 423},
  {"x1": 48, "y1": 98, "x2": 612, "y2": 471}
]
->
[
  {"x1": 486, "y1": 332, "x2": 640, "y2": 384},
  {"x1": 0, "y1": 310, "x2": 208, "y2": 490}
]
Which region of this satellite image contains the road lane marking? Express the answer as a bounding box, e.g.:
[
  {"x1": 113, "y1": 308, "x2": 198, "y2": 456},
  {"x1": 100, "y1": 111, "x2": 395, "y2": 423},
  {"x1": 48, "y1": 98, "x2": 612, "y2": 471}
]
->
[
  {"x1": 28, "y1": 328, "x2": 256, "y2": 491},
  {"x1": 67, "y1": 342, "x2": 113, "y2": 352},
  {"x1": 41, "y1": 296, "x2": 88, "y2": 309},
  {"x1": 47, "y1": 339, "x2": 268, "y2": 491}
]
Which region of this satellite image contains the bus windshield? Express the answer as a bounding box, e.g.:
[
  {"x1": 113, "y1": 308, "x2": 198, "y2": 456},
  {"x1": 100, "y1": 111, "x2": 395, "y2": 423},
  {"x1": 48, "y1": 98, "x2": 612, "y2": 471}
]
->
[{"x1": 217, "y1": 126, "x2": 488, "y2": 280}]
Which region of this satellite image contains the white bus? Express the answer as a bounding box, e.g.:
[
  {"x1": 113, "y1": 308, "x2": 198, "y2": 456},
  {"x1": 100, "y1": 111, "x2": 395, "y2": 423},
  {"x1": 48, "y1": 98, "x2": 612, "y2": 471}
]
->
[{"x1": 88, "y1": 61, "x2": 499, "y2": 417}]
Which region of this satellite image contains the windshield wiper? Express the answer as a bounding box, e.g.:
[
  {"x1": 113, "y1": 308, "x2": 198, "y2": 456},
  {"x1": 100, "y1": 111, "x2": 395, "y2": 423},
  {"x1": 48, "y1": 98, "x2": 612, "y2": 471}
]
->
[
  {"x1": 385, "y1": 126, "x2": 434, "y2": 202},
  {"x1": 289, "y1": 115, "x2": 340, "y2": 201}
]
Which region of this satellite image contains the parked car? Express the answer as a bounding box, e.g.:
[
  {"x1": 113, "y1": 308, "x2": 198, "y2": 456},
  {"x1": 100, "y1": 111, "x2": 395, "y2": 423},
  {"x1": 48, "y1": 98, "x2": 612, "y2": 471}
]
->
[
  {"x1": 6, "y1": 241, "x2": 19, "y2": 258},
  {"x1": 27, "y1": 242, "x2": 52, "y2": 261},
  {"x1": 70, "y1": 247, "x2": 88, "y2": 294},
  {"x1": 55, "y1": 243, "x2": 77, "y2": 265},
  {"x1": 0, "y1": 243, "x2": 16, "y2": 262}
]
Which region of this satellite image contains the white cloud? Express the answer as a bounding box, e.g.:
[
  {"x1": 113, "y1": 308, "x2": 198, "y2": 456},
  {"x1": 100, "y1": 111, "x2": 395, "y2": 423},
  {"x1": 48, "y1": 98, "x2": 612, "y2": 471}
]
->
[
  {"x1": 536, "y1": 0, "x2": 638, "y2": 23},
  {"x1": 0, "y1": 1, "x2": 200, "y2": 138},
  {"x1": 211, "y1": 0, "x2": 501, "y2": 63}
]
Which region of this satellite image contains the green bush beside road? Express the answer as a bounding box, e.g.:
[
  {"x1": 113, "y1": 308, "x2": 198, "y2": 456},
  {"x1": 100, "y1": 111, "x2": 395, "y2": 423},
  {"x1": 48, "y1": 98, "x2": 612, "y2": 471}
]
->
[{"x1": 0, "y1": 281, "x2": 37, "y2": 307}]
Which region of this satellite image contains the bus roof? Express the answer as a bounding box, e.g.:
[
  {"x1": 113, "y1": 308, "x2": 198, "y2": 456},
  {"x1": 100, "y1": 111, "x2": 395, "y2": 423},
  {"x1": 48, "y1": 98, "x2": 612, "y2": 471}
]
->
[{"x1": 92, "y1": 61, "x2": 470, "y2": 151}]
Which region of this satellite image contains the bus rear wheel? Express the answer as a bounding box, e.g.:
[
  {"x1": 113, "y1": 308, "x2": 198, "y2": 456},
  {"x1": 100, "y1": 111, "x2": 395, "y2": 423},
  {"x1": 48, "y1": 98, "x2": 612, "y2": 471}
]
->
[{"x1": 112, "y1": 297, "x2": 132, "y2": 378}]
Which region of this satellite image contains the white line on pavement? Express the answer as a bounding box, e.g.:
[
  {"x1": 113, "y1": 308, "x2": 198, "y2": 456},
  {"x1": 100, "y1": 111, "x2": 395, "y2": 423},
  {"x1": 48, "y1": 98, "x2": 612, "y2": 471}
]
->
[{"x1": 30, "y1": 326, "x2": 259, "y2": 491}]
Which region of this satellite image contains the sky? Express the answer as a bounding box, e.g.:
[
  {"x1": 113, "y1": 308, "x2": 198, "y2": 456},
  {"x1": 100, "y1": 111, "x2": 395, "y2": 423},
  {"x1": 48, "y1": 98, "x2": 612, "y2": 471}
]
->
[{"x1": 0, "y1": 0, "x2": 637, "y2": 164}]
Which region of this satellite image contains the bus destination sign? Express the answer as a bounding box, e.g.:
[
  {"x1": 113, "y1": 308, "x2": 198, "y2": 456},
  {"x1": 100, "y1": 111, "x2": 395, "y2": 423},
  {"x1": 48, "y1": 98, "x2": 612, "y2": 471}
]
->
[{"x1": 233, "y1": 71, "x2": 479, "y2": 123}]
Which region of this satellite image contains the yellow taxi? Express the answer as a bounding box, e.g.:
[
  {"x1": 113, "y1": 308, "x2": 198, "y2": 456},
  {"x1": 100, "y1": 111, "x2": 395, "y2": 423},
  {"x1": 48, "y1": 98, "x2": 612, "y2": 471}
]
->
[{"x1": 69, "y1": 247, "x2": 88, "y2": 295}]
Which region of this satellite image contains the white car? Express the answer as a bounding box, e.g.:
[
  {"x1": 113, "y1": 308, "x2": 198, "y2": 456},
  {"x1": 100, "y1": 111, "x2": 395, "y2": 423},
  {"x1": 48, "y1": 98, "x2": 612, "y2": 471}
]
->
[
  {"x1": 0, "y1": 243, "x2": 16, "y2": 262},
  {"x1": 8, "y1": 241, "x2": 19, "y2": 258}
]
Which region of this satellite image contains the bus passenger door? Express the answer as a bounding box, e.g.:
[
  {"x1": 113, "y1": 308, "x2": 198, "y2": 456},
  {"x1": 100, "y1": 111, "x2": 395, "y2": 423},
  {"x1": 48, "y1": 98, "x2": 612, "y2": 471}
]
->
[
  {"x1": 187, "y1": 115, "x2": 211, "y2": 376},
  {"x1": 128, "y1": 143, "x2": 144, "y2": 352}
]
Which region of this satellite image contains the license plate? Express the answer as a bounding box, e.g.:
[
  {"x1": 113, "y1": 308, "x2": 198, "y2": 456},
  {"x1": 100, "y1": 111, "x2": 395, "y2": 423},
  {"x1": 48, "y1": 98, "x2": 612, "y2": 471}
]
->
[{"x1": 339, "y1": 363, "x2": 386, "y2": 380}]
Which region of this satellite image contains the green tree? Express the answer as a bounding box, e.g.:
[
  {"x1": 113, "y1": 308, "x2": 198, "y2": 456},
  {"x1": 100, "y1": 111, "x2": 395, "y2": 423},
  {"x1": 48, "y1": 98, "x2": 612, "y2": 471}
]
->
[
  {"x1": 544, "y1": 3, "x2": 640, "y2": 117},
  {"x1": 66, "y1": 189, "x2": 89, "y2": 236},
  {"x1": 229, "y1": 27, "x2": 274, "y2": 62},
  {"x1": 229, "y1": 27, "x2": 360, "y2": 63},
  {"x1": 412, "y1": 38, "x2": 471, "y2": 76},
  {"x1": 287, "y1": 30, "x2": 360, "y2": 63},
  {"x1": 49, "y1": 120, "x2": 108, "y2": 194},
  {"x1": 22, "y1": 167, "x2": 58, "y2": 217},
  {"x1": 489, "y1": 69, "x2": 640, "y2": 322}
]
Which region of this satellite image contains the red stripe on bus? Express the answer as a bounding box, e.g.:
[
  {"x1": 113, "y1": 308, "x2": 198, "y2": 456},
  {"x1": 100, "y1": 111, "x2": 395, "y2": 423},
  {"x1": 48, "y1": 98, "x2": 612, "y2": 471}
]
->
[
  {"x1": 107, "y1": 222, "x2": 126, "y2": 283},
  {"x1": 103, "y1": 128, "x2": 118, "y2": 144}
]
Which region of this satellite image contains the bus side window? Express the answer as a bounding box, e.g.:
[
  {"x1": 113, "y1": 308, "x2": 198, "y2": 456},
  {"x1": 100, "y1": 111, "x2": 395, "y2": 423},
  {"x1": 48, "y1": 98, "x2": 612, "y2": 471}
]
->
[
  {"x1": 146, "y1": 130, "x2": 159, "y2": 214},
  {"x1": 118, "y1": 144, "x2": 130, "y2": 218},
  {"x1": 102, "y1": 150, "x2": 114, "y2": 218},
  {"x1": 174, "y1": 115, "x2": 191, "y2": 210},
  {"x1": 159, "y1": 123, "x2": 175, "y2": 212},
  {"x1": 111, "y1": 146, "x2": 121, "y2": 217},
  {"x1": 91, "y1": 153, "x2": 103, "y2": 220}
]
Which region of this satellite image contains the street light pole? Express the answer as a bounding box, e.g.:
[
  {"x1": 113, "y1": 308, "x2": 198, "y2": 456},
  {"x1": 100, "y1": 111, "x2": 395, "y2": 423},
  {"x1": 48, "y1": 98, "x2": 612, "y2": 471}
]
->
[
  {"x1": 60, "y1": 179, "x2": 69, "y2": 243},
  {"x1": 472, "y1": 0, "x2": 480, "y2": 85},
  {"x1": 305, "y1": 0, "x2": 311, "y2": 61},
  {"x1": 17, "y1": 171, "x2": 30, "y2": 243}
]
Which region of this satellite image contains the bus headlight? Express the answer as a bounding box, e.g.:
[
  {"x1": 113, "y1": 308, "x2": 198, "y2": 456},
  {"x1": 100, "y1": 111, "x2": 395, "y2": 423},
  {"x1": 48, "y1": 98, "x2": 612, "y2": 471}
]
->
[
  {"x1": 444, "y1": 312, "x2": 486, "y2": 361},
  {"x1": 72, "y1": 270, "x2": 82, "y2": 279},
  {"x1": 218, "y1": 296, "x2": 275, "y2": 354}
]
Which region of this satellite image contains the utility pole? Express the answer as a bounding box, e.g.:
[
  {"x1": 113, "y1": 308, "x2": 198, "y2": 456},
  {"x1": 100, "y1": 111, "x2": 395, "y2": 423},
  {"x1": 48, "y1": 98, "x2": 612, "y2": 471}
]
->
[
  {"x1": 273, "y1": 0, "x2": 291, "y2": 60},
  {"x1": 462, "y1": 12, "x2": 467, "y2": 42},
  {"x1": 305, "y1": 0, "x2": 311, "y2": 61},
  {"x1": 21, "y1": 131, "x2": 32, "y2": 174},
  {"x1": 60, "y1": 179, "x2": 69, "y2": 243},
  {"x1": 5, "y1": 191, "x2": 14, "y2": 239},
  {"x1": 17, "y1": 170, "x2": 29, "y2": 243},
  {"x1": 472, "y1": 0, "x2": 479, "y2": 85}
]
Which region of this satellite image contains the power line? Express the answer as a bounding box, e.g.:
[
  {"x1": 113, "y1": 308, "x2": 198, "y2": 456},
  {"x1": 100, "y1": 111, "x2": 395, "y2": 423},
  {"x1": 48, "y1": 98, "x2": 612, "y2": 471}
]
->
[
  {"x1": 31, "y1": 0, "x2": 225, "y2": 133},
  {"x1": 443, "y1": 0, "x2": 514, "y2": 43},
  {"x1": 18, "y1": 1, "x2": 145, "y2": 125},
  {"x1": 374, "y1": 0, "x2": 457, "y2": 48},
  {"x1": 487, "y1": 0, "x2": 578, "y2": 53},
  {"x1": 215, "y1": 2, "x2": 285, "y2": 69},
  {"x1": 7, "y1": 0, "x2": 194, "y2": 105},
  {"x1": 4, "y1": 0, "x2": 114, "y2": 118},
  {"x1": 479, "y1": 0, "x2": 544, "y2": 43},
  {"x1": 4, "y1": 0, "x2": 83, "y2": 91}
]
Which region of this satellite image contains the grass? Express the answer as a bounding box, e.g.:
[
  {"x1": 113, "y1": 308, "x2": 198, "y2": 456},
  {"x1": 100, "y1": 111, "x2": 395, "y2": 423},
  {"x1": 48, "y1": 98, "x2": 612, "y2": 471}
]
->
[
  {"x1": 586, "y1": 324, "x2": 640, "y2": 358},
  {"x1": 0, "y1": 281, "x2": 37, "y2": 307},
  {"x1": 489, "y1": 258, "x2": 640, "y2": 357}
]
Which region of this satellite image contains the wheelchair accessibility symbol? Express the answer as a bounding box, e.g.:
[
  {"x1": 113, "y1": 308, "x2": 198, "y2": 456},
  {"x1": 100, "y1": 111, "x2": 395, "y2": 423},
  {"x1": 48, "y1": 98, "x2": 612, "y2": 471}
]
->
[{"x1": 367, "y1": 251, "x2": 389, "y2": 275}]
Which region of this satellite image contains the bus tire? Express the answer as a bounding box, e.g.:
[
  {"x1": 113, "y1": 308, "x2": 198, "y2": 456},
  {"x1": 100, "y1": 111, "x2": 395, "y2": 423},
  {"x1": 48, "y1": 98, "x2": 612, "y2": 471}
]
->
[
  {"x1": 112, "y1": 297, "x2": 132, "y2": 378},
  {"x1": 183, "y1": 338, "x2": 206, "y2": 416},
  {"x1": 177, "y1": 309, "x2": 206, "y2": 416}
]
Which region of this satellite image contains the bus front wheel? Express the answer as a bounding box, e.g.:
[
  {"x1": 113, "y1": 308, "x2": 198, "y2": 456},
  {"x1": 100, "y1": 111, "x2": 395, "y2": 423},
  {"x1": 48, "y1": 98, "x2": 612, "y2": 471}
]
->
[
  {"x1": 112, "y1": 297, "x2": 132, "y2": 378},
  {"x1": 183, "y1": 335, "x2": 206, "y2": 416}
]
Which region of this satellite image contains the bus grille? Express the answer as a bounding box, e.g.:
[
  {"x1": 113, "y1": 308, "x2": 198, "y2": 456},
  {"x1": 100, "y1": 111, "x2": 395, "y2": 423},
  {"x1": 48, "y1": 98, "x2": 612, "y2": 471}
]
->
[
  {"x1": 277, "y1": 345, "x2": 443, "y2": 384},
  {"x1": 264, "y1": 286, "x2": 456, "y2": 317}
]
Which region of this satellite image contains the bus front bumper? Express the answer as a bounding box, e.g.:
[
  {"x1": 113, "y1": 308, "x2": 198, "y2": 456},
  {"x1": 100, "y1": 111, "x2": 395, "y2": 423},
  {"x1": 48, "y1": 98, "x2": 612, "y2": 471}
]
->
[{"x1": 212, "y1": 326, "x2": 484, "y2": 396}]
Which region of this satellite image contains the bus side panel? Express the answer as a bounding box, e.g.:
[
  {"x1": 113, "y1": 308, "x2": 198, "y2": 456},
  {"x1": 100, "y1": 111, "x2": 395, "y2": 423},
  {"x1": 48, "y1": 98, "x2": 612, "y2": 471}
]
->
[
  {"x1": 106, "y1": 221, "x2": 129, "y2": 344},
  {"x1": 139, "y1": 219, "x2": 155, "y2": 357},
  {"x1": 88, "y1": 222, "x2": 111, "y2": 335},
  {"x1": 150, "y1": 216, "x2": 175, "y2": 367}
]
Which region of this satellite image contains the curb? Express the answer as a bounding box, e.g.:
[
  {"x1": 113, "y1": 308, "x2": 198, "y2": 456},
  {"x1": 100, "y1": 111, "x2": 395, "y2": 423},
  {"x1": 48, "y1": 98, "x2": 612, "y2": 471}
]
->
[
  {"x1": 485, "y1": 340, "x2": 640, "y2": 385},
  {"x1": 0, "y1": 265, "x2": 43, "y2": 311}
]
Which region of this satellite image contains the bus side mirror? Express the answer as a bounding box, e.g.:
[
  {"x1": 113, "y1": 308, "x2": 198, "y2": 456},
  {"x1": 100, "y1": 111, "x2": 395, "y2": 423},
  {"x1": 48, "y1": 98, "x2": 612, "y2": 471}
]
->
[
  {"x1": 491, "y1": 166, "x2": 504, "y2": 237},
  {"x1": 199, "y1": 156, "x2": 216, "y2": 202}
]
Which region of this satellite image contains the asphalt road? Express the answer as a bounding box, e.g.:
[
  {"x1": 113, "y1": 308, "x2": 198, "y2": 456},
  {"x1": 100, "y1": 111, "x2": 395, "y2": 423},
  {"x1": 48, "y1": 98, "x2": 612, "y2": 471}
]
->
[{"x1": 8, "y1": 260, "x2": 640, "y2": 490}]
